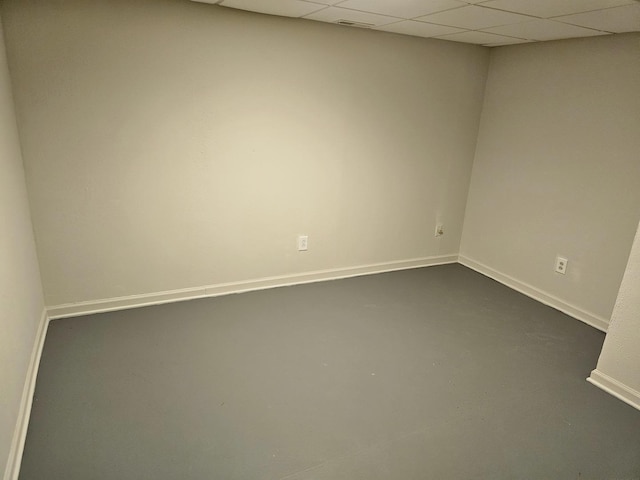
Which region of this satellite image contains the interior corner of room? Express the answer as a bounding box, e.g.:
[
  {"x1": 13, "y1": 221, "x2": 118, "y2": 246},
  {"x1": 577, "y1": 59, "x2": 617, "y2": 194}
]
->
[{"x1": 1, "y1": 0, "x2": 639, "y2": 478}]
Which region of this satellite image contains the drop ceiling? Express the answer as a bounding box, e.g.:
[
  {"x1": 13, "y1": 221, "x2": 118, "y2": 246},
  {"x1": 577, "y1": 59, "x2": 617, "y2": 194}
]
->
[{"x1": 191, "y1": 0, "x2": 640, "y2": 46}]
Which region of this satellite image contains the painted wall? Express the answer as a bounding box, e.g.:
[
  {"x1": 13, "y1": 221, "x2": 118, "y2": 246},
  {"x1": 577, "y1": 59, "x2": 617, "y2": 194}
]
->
[
  {"x1": 460, "y1": 33, "x2": 640, "y2": 324},
  {"x1": 590, "y1": 220, "x2": 640, "y2": 408},
  {"x1": 1, "y1": 0, "x2": 489, "y2": 307},
  {"x1": 0, "y1": 16, "x2": 45, "y2": 479}
]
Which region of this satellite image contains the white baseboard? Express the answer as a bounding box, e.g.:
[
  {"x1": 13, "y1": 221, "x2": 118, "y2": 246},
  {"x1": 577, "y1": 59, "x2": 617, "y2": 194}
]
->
[
  {"x1": 587, "y1": 369, "x2": 640, "y2": 412},
  {"x1": 47, "y1": 255, "x2": 458, "y2": 319},
  {"x1": 9, "y1": 256, "x2": 621, "y2": 480},
  {"x1": 458, "y1": 255, "x2": 609, "y2": 332},
  {"x1": 3, "y1": 309, "x2": 49, "y2": 480}
]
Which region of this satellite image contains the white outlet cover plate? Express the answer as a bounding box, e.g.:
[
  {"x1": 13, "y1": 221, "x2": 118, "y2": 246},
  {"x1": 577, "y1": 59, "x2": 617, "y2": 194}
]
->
[
  {"x1": 298, "y1": 235, "x2": 308, "y2": 251},
  {"x1": 555, "y1": 256, "x2": 568, "y2": 274}
]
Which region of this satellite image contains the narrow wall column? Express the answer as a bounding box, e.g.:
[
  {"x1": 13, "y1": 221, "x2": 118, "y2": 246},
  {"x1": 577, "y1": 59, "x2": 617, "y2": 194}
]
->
[{"x1": 588, "y1": 220, "x2": 640, "y2": 410}]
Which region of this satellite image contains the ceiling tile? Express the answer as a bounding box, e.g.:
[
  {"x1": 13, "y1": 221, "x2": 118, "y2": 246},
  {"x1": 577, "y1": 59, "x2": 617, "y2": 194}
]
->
[
  {"x1": 484, "y1": 19, "x2": 611, "y2": 40},
  {"x1": 554, "y1": 4, "x2": 640, "y2": 33},
  {"x1": 375, "y1": 20, "x2": 466, "y2": 37},
  {"x1": 219, "y1": 0, "x2": 326, "y2": 17},
  {"x1": 436, "y1": 30, "x2": 524, "y2": 44},
  {"x1": 483, "y1": 38, "x2": 533, "y2": 46},
  {"x1": 335, "y1": 0, "x2": 467, "y2": 19},
  {"x1": 416, "y1": 5, "x2": 533, "y2": 29},
  {"x1": 479, "y1": 0, "x2": 636, "y2": 19},
  {"x1": 302, "y1": 6, "x2": 399, "y2": 25}
]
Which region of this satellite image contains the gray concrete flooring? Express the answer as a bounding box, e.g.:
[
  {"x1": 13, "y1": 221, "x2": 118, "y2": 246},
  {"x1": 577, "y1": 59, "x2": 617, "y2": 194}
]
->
[{"x1": 19, "y1": 264, "x2": 640, "y2": 479}]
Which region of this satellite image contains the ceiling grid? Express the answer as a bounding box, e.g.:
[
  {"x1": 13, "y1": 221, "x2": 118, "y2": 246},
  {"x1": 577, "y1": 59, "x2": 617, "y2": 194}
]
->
[{"x1": 192, "y1": 0, "x2": 640, "y2": 46}]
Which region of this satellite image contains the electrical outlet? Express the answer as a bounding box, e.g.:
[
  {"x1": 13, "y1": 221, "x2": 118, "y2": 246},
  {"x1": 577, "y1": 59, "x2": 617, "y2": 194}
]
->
[
  {"x1": 435, "y1": 224, "x2": 444, "y2": 237},
  {"x1": 555, "y1": 256, "x2": 568, "y2": 274},
  {"x1": 297, "y1": 235, "x2": 308, "y2": 251}
]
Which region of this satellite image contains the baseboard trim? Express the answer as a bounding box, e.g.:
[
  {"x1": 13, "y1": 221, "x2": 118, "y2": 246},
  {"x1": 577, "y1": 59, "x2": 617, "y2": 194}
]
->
[
  {"x1": 4, "y1": 309, "x2": 49, "y2": 480},
  {"x1": 47, "y1": 255, "x2": 458, "y2": 319},
  {"x1": 587, "y1": 369, "x2": 640, "y2": 412},
  {"x1": 458, "y1": 255, "x2": 609, "y2": 332},
  {"x1": 14, "y1": 255, "x2": 625, "y2": 480}
]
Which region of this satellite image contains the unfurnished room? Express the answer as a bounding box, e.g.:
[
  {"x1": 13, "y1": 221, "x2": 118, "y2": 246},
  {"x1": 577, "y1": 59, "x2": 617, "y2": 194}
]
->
[{"x1": 1, "y1": 0, "x2": 640, "y2": 479}]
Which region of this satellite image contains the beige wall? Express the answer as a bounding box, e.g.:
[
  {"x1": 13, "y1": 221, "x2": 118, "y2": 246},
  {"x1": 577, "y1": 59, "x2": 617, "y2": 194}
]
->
[
  {"x1": 0, "y1": 17, "x2": 45, "y2": 478},
  {"x1": 460, "y1": 33, "x2": 640, "y2": 324},
  {"x1": 2, "y1": 0, "x2": 489, "y2": 307},
  {"x1": 590, "y1": 220, "x2": 640, "y2": 408}
]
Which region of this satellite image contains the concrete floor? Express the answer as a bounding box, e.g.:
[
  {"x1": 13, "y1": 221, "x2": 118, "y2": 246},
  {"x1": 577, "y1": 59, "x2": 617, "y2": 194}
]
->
[{"x1": 19, "y1": 264, "x2": 640, "y2": 479}]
